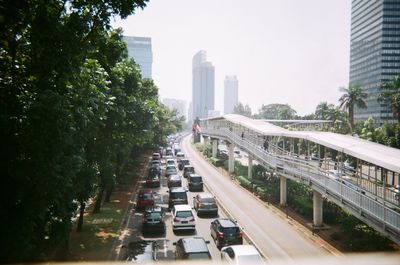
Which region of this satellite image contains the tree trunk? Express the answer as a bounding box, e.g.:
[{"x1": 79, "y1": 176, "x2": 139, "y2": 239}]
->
[
  {"x1": 349, "y1": 106, "x2": 354, "y2": 131},
  {"x1": 92, "y1": 187, "x2": 104, "y2": 214},
  {"x1": 77, "y1": 200, "x2": 85, "y2": 232},
  {"x1": 104, "y1": 185, "x2": 114, "y2": 203}
]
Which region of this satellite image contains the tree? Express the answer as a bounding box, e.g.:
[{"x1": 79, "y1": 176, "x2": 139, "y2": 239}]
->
[
  {"x1": 256, "y1": 103, "x2": 297, "y2": 120},
  {"x1": 338, "y1": 85, "x2": 367, "y2": 130},
  {"x1": 314, "y1": 102, "x2": 350, "y2": 133},
  {"x1": 233, "y1": 102, "x2": 252, "y2": 117},
  {"x1": 379, "y1": 75, "x2": 400, "y2": 122}
]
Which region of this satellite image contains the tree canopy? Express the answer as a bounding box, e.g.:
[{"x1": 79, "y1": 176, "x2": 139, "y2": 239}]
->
[
  {"x1": 379, "y1": 75, "x2": 400, "y2": 122},
  {"x1": 338, "y1": 85, "x2": 367, "y2": 130},
  {"x1": 0, "y1": 0, "x2": 183, "y2": 262},
  {"x1": 256, "y1": 103, "x2": 297, "y2": 120},
  {"x1": 233, "y1": 102, "x2": 252, "y2": 117}
]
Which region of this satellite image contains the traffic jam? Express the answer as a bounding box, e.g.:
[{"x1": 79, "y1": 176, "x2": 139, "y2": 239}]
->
[{"x1": 123, "y1": 138, "x2": 264, "y2": 263}]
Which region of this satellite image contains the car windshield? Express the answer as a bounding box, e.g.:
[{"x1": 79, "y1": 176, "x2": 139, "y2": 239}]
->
[
  {"x1": 200, "y1": 197, "x2": 215, "y2": 203},
  {"x1": 139, "y1": 193, "x2": 152, "y2": 200},
  {"x1": 176, "y1": 211, "x2": 193, "y2": 218},
  {"x1": 237, "y1": 254, "x2": 263, "y2": 263},
  {"x1": 145, "y1": 212, "x2": 161, "y2": 220},
  {"x1": 223, "y1": 227, "x2": 239, "y2": 234}
]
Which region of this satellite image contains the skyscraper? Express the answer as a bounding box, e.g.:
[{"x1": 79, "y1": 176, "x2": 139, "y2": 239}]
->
[
  {"x1": 124, "y1": 36, "x2": 153, "y2": 79},
  {"x1": 192, "y1": 50, "x2": 215, "y2": 119},
  {"x1": 224, "y1": 75, "x2": 239, "y2": 114},
  {"x1": 350, "y1": 0, "x2": 400, "y2": 124}
]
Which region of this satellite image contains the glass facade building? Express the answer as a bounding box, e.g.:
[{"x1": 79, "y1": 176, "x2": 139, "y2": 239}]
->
[
  {"x1": 224, "y1": 75, "x2": 239, "y2": 114},
  {"x1": 124, "y1": 36, "x2": 153, "y2": 79},
  {"x1": 350, "y1": 0, "x2": 400, "y2": 124},
  {"x1": 192, "y1": 50, "x2": 215, "y2": 119}
]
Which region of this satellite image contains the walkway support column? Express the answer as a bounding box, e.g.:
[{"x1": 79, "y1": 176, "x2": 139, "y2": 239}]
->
[
  {"x1": 203, "y1": 135, "x2": 210, "y2": 147},
  {"x1": 228, "y1": 143, "x2": 234, "y2": 174},
  {"x1": 280, "y1": 176, "x2": 287, "y2": 206},
  {"x1": 212, "y1": 139, "x2": 218, "y2": 158},
  {"x1": 313, "y1": 190, "x2": 323, "y2": 227},
  {"x1": 248, "y1": 156, "x2": 253, "y2": 179}
]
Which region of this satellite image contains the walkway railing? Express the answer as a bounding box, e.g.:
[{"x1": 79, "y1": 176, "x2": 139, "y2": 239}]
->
[{"x1": 202, "y1": 127, "x2": 400, "y2": 242}]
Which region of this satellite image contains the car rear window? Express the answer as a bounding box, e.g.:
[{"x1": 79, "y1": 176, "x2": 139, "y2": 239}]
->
[
  {"x1": 139, "y1": 193, "x2": 152, "y2": 200},
  {"x1": 190, "y1": 177, "x2": 202, "y2": 183},
  {"x1": 176, "y1": 211, "x2": 193, "y2": 218},
  {"x1": 170, "y1": 192, "x2": 186, "y2": 199},
  {"x1": 200, "y1": 197, "x2": 215, "y2": 203},
  {"x1": 187, "y1": 253, "x2": 211, "y2": 259},
  {"x1": 145, "y1": 212, "x2": 161, "y2": 219},
  {"x1": 222, "y1": 227, "x2": 239, "y2": 234}
]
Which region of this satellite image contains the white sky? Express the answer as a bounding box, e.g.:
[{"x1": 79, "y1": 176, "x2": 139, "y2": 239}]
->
[{"x1": 112, "y1": 0, "x2": 351, "y2": 116}]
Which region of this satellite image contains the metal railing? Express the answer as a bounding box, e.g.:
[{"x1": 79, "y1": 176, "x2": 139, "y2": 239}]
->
[{"x1": 202, "y1": 127, "x2": 400, "y2": 242}]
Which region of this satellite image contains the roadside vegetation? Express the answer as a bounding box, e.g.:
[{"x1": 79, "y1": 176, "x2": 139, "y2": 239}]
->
[
  {"x1": 195, "y1": 142, "x2": 397, "y2": 252},
  {"x1": 0, "y1": 1, "x2": 186, "y2": 262}
]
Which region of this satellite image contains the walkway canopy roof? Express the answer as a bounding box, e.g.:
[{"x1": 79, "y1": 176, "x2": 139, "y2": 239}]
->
[{"x1": 202, "y1": 114, "x2": 400, "y2": 173}]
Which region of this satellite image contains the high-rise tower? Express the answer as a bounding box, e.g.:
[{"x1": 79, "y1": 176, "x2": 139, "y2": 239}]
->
[
  {"x1": 350, "y1": 0, "x2": 400, "y2": 124},
  {"x1": 224, "y1": 75, "x2": 239, "y2": 114},
  {"x1": 124, "y1": 36, "x2": 153, "y2": 79},
  {"x1": 192, "y1": 51, "x2": 215, "y2": 119}
]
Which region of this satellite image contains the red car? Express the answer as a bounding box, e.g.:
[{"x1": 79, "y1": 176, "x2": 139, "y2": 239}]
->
[{"x1": 136, "y1": 189, "x2": 155, "y2": 209}]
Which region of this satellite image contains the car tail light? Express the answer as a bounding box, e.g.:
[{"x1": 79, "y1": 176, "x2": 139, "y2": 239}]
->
[
  {"x1": 160, "y1": 219, "x2": 165, "y2": 224},
  {"x1": 188, "y1": 216, "x2": 195, "y2": 221},
  {"x1": 174, "y1": 217, "x2": 180, "y2": 222},
  {"x1": 239, "y1": 231, "x2": 243, "y2": 237},
  {"x1": 198, "y1": 203, "x2": 203, "y2": 208},
  {"x1": 217, "y1": 231, "x2": 224, "y2": 238}
]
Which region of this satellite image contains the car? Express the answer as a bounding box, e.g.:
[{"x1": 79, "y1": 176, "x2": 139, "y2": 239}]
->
[
  {"x1": 193, "y1": 193, "x2": 218, "y2": 216},
  {"x1": 210, "y1": 218, "x2": 243, "y2": 249},
  {"x1": 174, "y1": 237, "x2": 211, "y2": 260},
  {"x1": 234, "y1": 147, "x2": 240, "y2": 154},
  {"x1": 183, "y1": 165, "x2": 195, "y2": 178},
  {"x1": 136, "y1": 189, "x2": 155, "y2": 210},
  {"x1": 165, "y1": 147, "x2": 173, "y2": 156},
  {"x1": 142, "y1": 206, "x2": 166, "y2": 235},
  {"x1": 187, "y1": 174, "x2": 204, "y2": 191},
  {"x1": 168, "y1": 174, "x2": 182, "y2": 188},
  {"x1": 176, "y1": 151, "x2": 185, "y2": 161},
  {"x1": 168, "y1": 187, "x2": 188, "y2": 209},
  {"x1": 174, "y1": 144, "x2": 181, "y2": 156},
  {"x1": 165, "y1": 165, "x2": 178, "y2": 177},
  {"x1": 178, "y1": 158, "x2": 190, "y2": 170},
  {"x1": 149, "y1": 163, "x2": 161, "y2": 175},
  {"x1": 171, "y1": 204, "x2": 196, "y2": 232},
  {"x1": 123, "y1": 240, "x2": 158, "y2": 262},
  {"x1": 166, "y1": 158, "x2": 176, "y2": 167},
  {"x1": 152, "y1": 152, "x2": 161, "y2": 161},
  {"x1": 145, "y1": 173, "x2": 160, "y2": 188},
  {"x1": 220, "y1": 245, "x2": 263, "y2": 264}
]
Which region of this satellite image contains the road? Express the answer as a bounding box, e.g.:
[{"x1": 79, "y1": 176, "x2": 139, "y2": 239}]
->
[
  {"x1": 181, "y1": 135, "x2": 337, "y2": 260},
  {"x1": 116, "y1": 150, "x2": 249, "y2": 261}
]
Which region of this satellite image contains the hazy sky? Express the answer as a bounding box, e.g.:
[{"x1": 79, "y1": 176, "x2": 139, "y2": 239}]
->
[{"x1": 112, "y1": 0, "x2": 351, "y2": 116}]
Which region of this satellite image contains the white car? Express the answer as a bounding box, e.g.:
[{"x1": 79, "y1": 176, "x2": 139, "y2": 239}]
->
[
  {"x1": 221, "y1": 245, "x2": 263, "y2": 264},
  {"x1": 166, "y1": 159, "x2": 176, "y2": 167},
  {"x1": 171, "y1": 204, "x2": 196, "y2": 232}
]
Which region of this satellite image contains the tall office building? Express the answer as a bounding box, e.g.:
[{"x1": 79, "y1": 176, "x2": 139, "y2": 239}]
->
[
  {"x1": 124, "y1": 36, "x2": 153, "y2": 79},
  {"x1": 350, "y1": 0, "x2": 400, "y2": 124},
  {"x1": 163, "y1": 98, "x2": 187, "y2": 120},
  {"x1": 192, "y1": 50, "x2": 215, "y2": 119},
  {"x1": 224, "y1": 75, "x2": 239, "y2": 114}
]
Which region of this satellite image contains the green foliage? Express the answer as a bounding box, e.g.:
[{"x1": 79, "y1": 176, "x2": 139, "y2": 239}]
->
[
  {"x1": 203, "y1": 144, "x2": 212, "y2": 157},
  {"x1": 195, "y1": 142, "x2": 204, "y2": 153},
  {"x1": 256, "y1": 103, "x2": 297, "y2": 120},
  {"x1": 339, "y1": 85, "x2": 368, "y2": 130},
  {"x1": 233, "y1": 102, "x2": 252, "y2": 117},
  {"x1": 314, "y1": 102, "x2": 350, "y2": 133},
  {"x1": 234, "y1": 161, "x2": 248, "y2": 177},
  {"x1": 379, "y1": 75, "x2": 400, "y2": 122}
]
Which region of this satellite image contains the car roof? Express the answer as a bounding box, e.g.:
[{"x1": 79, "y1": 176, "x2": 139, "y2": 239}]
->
[
  {"x1": 145, "y1": 206, "x2": 162, "y2": 213},
  {"x1": 169, "y1": 187, "x2": 186, "y2": 192},
  {"x1": 197, "y1": 192, "x2": 214, "y2": 199},
  {"x1": 184, "y1": 165, "x2": 194, "y2": 169},
  {"x1": 179, "y1": 237, "x2": 209, "y2": 253},
  {"x1": 169, "y1": 174, "x2": 181, "y2": 180},
  {"x1": 126, "y1": 240, "x2": 156, "y2": 262},
  {"x1": 222, "y1": 245, "x2": 260, "y2": 256},
  {"x1": 173, "y1": 204, "x2": 192, "y2": 211},
  {"x1": 189, "y1": 174, "x2": 202, "y2": 178},
  {"x1": 216, "y1": 218, "x2": 238, "y2": 227}
]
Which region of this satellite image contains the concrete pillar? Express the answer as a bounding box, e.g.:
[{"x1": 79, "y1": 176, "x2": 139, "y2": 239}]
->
[
  {"x1": 228, "y1": 143, "x2": 235, "y2": 174},
  {"x1": 212, "y1": 139, "x2": 218, "y2": 158},
  {"x1": 203, "y1": 136, "x2": 210, "y2": 147},
  {"x1": 248, "y1": 156, "x2": 253, "y2": 179},
  {"x1": 313, "y1": 190, "x2": 323, "y2": 227},
  {"x1": 280, "y1": 176, "x2": 287, "y2": 206}
]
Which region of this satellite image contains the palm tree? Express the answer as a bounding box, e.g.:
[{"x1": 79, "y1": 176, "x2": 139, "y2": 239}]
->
[
  {"x1": 379, "y1": 75, "x2": 400, "y2": 122},
  {"x1": 339, "y1": 85, "x2": 367, "y2": 130}
]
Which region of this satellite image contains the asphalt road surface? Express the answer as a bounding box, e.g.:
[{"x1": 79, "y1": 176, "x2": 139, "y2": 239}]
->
[{"x1": 181, "y1": 134, "x2": 336, "y2": 260}]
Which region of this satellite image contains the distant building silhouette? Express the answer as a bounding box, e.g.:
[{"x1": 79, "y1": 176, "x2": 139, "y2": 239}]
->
[
  {"x1": 192, "y1": 50, "x2": 215, "y2": 119},
  {"x1": 124, "y1": 36, "x2": 153, "y2": 79},
  {"x1": 163, "y1": 98, "x2": 187, "y2": 120},
  {"x1": 224, "y1": 75, "x2": 238, "y2": 114},
  {"x1": 350, "y1": 0, "x2": 400, "y2": 124}
]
